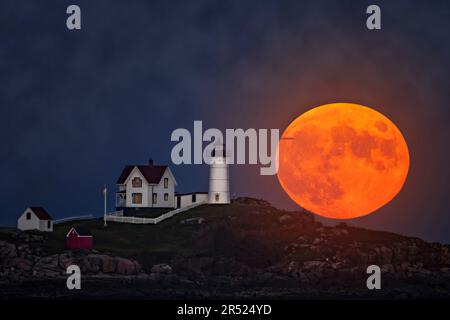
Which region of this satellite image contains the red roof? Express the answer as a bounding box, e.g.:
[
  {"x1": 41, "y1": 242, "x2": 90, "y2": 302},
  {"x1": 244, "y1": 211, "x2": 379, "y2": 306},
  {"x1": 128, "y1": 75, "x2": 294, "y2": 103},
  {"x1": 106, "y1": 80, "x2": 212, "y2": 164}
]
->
[
  {"x1": 116, "y1": 164, "x2": 168, "y2": 184},
  {"x1": 66, "y1": 227, "x2": 93, "y2": 237},
  {"x1": 29, "y1": 207, "x2": 53, "y2": 220}
]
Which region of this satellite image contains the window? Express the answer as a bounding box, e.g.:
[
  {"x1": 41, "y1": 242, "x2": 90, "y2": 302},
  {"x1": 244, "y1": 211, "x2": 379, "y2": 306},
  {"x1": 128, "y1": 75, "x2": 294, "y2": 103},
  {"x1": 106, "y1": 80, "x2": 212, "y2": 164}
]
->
[
  {"x1": 152, "y1": 193, "x2": 157, "y2": 204},
  {"x1": 26, "y1": 212, "x2": 31, "y2": 220},
  {"x1": 47, "y1": 221, "x2": 51, "y2": 229},
  {"x1": 192, "y1": 194, "x2": 196, "y2": 203},
  {"x1": 132, "y1": 193, "x2": 142, "y2": 204},
  {"x1": 215, "y1": 193, "x2": 220, "y2": 202},
  {"x1": 164, "y1": 178, "x2": 168, "y2": 188},
  {"x1": 164, "y1": 193, "x2": 168, "y2": 201},
  {"x1": 132, "y1": 177, "x2": 142, "y2": 188}
]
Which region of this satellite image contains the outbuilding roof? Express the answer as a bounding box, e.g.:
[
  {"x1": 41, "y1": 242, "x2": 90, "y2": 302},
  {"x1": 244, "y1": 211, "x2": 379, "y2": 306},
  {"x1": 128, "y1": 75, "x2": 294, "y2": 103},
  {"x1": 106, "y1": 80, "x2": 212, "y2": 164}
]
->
[
  {"x1": 29, "y1": 207, "x2": 53, "y2": 220},
  {"x1": 66, "y1": 227, "x2": 93, "y2": 237}
]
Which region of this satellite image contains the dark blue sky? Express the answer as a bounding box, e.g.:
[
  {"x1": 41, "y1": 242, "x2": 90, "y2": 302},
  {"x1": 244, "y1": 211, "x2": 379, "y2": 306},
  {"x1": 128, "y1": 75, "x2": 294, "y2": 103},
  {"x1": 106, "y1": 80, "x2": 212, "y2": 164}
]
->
[{"x1": 1, "y1": 1, "x2": 449, "y2": 242}]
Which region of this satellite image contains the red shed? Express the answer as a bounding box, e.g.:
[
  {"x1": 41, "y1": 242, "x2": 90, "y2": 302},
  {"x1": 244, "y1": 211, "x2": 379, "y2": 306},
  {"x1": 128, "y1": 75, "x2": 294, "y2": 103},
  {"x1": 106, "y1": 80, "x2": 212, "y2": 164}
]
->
[{"x1": 66, "y1": 227, "x2": 93, "y2": 249}]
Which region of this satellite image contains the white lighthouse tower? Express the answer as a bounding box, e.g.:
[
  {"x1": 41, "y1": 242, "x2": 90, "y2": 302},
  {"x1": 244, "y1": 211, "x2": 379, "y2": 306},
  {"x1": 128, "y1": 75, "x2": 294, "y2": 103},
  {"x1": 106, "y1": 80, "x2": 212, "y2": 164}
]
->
[{"x1": 208, "y1": 143, "x2": 230, "y2": 204}]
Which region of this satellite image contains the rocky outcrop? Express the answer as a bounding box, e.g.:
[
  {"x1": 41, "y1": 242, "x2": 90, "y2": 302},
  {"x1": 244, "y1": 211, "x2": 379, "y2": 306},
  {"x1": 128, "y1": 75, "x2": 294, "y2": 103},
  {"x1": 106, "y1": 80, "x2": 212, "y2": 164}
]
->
[
  {"x1": 0, "y1": 236, "x2": 142, "y2": 283},
  {"x1": 151, "y1": 263, "x2": 173, "y2": 274},
  {"x1": 0, "y1": 240, "x2": 17, "y2": 261},
  {"x1": 116, "y1": 257, "x2": 141, "y2": 275},
  {"x1": 233, "y1": 197, "x2": 271, "y2": 207}
]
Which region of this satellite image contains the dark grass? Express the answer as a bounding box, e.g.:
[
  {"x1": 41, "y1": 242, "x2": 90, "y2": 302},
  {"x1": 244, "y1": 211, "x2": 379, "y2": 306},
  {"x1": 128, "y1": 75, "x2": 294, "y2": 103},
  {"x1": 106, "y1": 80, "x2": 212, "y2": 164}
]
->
[{"x1": 38, "y1": 204, "x2": 233, "y2": 270}]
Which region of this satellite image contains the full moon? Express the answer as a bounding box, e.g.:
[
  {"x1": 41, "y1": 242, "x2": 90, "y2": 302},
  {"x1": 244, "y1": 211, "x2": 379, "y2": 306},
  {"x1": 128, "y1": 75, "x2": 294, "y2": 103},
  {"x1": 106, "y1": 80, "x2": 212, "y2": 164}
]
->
[{"x1": 277, "y1": 103, "x2": 409, "y2": 219}]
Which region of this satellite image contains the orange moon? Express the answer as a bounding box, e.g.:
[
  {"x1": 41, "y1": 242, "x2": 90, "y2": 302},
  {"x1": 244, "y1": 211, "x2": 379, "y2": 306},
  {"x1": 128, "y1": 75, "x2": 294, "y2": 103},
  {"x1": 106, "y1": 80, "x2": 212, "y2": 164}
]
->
[{"x1": 277, "y1": 103, "x2": 409, "y2": 219}]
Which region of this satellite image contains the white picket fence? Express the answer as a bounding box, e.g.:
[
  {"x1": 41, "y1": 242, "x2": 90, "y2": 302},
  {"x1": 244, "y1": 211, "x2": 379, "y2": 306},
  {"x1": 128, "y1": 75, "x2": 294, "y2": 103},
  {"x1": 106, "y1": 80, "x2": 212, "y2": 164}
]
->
[{"x1": 105, "y1": 201, "x2": 206, "y2": 225}]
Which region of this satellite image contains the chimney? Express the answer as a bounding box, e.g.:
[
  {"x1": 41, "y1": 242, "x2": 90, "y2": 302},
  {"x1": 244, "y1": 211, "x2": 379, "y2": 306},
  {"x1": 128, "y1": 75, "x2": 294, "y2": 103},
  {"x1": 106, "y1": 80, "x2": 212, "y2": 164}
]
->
[{"x1": 148, "y1": 159, "x2": 154, "y2": 166}]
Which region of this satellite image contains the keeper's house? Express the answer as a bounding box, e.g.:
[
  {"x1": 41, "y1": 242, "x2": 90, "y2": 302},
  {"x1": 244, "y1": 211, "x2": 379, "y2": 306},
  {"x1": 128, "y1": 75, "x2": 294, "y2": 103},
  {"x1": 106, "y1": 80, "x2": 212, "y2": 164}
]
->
[{"x1": 115, "y1": 159, "x2": 177, "y2": 210}]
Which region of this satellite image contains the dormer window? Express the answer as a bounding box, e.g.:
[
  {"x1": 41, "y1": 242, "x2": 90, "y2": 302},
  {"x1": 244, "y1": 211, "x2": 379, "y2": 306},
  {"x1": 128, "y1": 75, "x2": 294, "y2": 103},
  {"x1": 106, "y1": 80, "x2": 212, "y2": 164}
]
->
[
  {"x1": 132, "y1": 177, "x2": 142, "y2": 188},
  {"x1": 164, "y1": 178, "x2": 168, "y2": 188}
]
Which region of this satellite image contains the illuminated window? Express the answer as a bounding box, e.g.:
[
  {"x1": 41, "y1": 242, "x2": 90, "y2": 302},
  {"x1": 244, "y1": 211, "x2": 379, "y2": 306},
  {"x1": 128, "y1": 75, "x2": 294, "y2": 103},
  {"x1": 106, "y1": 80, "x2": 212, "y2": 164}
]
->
[
  {"x1": 132, "y1": 177, "x2": 142, "y2": 188},
  {"x1": 132, "y1": 193, "x2": 142, "y2": 204}
]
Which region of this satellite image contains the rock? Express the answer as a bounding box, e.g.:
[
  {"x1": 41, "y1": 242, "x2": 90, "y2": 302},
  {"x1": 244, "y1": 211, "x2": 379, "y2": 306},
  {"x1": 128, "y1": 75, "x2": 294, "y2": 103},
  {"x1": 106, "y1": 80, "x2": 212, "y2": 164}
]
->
[
  {"x1": 68, "y1": 253, "x2": 118, "y2": 274},
  {"x1": 401, "y1": 262, "x2": 411, "y2": 271},
  {"x1": 312, "y1": 238, "x2": 323, "y2": 245},
  {"x1": 58, "y1": 253, "x2": 76, "y2": 270},
  {"x1": 285, "y1": 261, "x2": 298, "y2": 274},
  {"x1": 17, "y1": 244, "x2": 30, "y2": 253},
  {"x1": 151, "y1": 263, "x2": 173, "y2": 274},
  {"x1": 279, "y1": 214, "x2": 292, "y2": 224},
  {"x1": 82, "y1": 254, "x2": 102, "y2": 273},
  {"x1": 339, "y1": 229, "x2": 348, "y2": 236},
  {"x1": 406, "y1": 244, "x2": 420, "y2": 257},
  {"x1": 298, "y1": 271, "x2": 311, "y2": 284},
  {"x1": 0, "y1": 241, "x2": 17, "y2": 260},
  {"x1": 302, "y1": 260, "x2": 326, "y2": 270},
  {"x1": 378, "y1": 246, "x2": 393, "y2": 264},
  {"x1": 284, "y1": 243, "x2": 298, "y2": 254},
  {"x1": 116, "y1": 257, "x2": 140, "y2": 275},
  {"x1": 15, "y1": 231, "x2": 44, "y2": 243},
  {"x1": 331, "y1": 229, "x2": 343, "y2": 236},
  {"x1": 180, "y1": 217, "x2": 205, "y2": 225},
  {"x1": 381, "y1": 264, "x2": 395, "y2": 273},
  {"x1": 82, "y1": 254, "x2": 128, "y2": 274},
  {"x1": 149, "y1": 272, "x2": 164, "y2": 281},
  {"x1": 417, "y1": 267, "x2": 432, "y2": 275},
  {"x1": 33, "y1": 255, "x2": 61, "y2": 277},
  {"x1": 233, "y1": 197, "x2": 271, "y2": 207},
  {"x1": 9, "y1": 257, "x2": 33, "y2": 272},
  {"x1": 99, "y1": 255, "x2": 117, "y2": 273},
  {"x1": 26, "y1": 250, "x2": 141, "y2": 277}
]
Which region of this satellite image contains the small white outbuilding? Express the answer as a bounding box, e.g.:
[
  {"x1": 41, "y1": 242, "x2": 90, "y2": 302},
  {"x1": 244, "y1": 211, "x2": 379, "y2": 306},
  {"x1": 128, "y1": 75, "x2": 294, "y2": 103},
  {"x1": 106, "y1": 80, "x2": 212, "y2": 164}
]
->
[{"x1": 17, "y1": 207, "x2": 53, "y2": 232}]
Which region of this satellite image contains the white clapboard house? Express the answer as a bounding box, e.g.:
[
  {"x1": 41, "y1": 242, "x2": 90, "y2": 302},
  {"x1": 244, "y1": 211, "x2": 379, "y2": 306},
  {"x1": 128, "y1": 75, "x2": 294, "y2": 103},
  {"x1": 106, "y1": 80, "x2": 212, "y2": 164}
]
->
[
  {"x1": 17, "y1": 207, "x2": 53, "y2": 232},
  {"x1": 115, "y1": 159, "x2": 178, "y2": 209}
]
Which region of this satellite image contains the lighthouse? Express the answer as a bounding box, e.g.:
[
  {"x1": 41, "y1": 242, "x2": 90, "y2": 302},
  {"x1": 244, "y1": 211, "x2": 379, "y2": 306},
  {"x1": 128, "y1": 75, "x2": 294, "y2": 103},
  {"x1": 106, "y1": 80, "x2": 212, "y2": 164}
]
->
[{"x1": 208, "y1": 143, "x2": 230, "y2": 204}]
